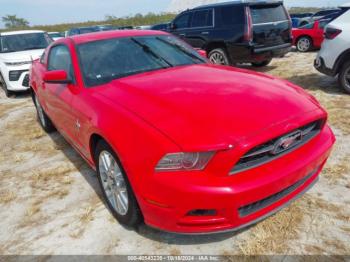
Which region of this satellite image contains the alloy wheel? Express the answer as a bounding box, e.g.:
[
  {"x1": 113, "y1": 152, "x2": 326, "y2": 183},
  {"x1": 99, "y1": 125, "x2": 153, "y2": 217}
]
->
[
  {"x1": 35, "y1": 95, "x2": 46, "y2": 127},
  {"x1": 297, "y1": 38, "x2": 311, "y2": 52},
  {"x1": 343, "y1": 67, "x2": 350, "y2": 90},
  {"x1": 209, "y1": 52, "x2": 227, "y2": 65},
  {"x1": 98, "y1": 150, "x2": 129, "y2": 216}
]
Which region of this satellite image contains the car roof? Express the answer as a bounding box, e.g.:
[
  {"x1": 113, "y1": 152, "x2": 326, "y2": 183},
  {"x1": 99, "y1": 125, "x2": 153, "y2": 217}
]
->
[
  {"x1": 191, "y1": 0, "x2": 283, "y2": 10},
  {"x1": 68, "y1": 30, "x2": 169, "y2": 45},
  {"x1": 0, "y1": 30, "x2": 45, "y2": 36}
]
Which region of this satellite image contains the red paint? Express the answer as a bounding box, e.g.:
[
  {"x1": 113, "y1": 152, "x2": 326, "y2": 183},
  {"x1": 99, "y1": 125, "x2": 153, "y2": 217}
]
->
[
  {"x1": 292, "y1": 21, "x2": 325, "y2": 49},
  {"x1": 30, "y1": 30, "x2": 335, "y2": 234}
]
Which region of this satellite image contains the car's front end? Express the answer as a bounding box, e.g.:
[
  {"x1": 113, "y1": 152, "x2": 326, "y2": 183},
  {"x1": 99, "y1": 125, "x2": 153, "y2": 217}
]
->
[
  {"x1": 0, "y1": 59, "x2": 33, "y2": 92},
  {"x1": 137, "y1": 112, "x2": 334, "y2": 234}
]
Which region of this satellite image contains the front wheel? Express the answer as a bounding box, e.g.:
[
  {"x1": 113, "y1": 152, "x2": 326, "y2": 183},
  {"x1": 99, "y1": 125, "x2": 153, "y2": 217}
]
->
[
  {"x1": 338, "y1": 61, "x2": 350, "y2": 94},
  {"x1": 251, "y1": 58, "x2": 272, "y2": 67},
  {"x1": 95, "y1": 140, "x2": 143, "y2": 227},
  {"x1": 33, "y1": 93, "x2": 56, "y2": 133},
  {"x1": 0, "y1": 73, "x2": 13, "y2": 98},
  {"x1": 296, "y1": 36, "x2": 313, "y2": 52},
  {"x1": 208, "y1": 48, "x2": 230, "y2": 65}
]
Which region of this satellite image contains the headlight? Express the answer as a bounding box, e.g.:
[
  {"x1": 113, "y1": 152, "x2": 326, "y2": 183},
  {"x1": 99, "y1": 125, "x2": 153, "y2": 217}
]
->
[
  {"x1": 155, "y1": 152, "x2": 215, "y2": 171},
  {"x1": 5, "y1": 61, "x2": 32, "y2": 66}
]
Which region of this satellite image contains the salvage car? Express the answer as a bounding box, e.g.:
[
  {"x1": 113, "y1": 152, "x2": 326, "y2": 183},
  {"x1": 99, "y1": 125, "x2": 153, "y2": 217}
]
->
[
  {"x1": 30, "y1": 30, "x2": 335, "y2": 234},
  {"x1": 292, "y1": 20, "x2": 330, "y2": 52},
  {"x1": 0, "y1": 30, "x2": 52, "y2": 97}
]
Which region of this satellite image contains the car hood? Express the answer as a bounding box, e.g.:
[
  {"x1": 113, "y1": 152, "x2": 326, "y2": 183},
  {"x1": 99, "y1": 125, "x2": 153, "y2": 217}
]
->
[
  {"x1": 0, "y1": 49, "x2": 44, "y2": 62},
  {"x1": 97, "y1": 64, "x2": 323, "y2": 150}
]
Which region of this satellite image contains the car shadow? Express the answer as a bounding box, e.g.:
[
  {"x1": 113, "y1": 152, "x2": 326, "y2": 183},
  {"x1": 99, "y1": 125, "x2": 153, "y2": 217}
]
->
[
  {"x1": 135, "y1": 222, "x2": 256, "y2": 245},
  {"x1": 286, "y1": 73, "x2": 345, "y2": 95}
]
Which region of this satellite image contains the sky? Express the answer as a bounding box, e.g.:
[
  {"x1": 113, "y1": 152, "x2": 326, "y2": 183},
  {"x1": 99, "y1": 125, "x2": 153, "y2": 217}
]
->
[{"x1": 0, "y1": 0, "x2": 349, "y2": 28}]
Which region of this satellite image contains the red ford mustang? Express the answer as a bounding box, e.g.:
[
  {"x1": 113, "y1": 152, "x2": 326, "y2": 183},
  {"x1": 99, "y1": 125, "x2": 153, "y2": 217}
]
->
[
  {"x1": 292, "y1": 20, "x2": 329, "y2": 52},
  {"x1": 30, "y1": 30, "x2": 335, "y2": 234}
]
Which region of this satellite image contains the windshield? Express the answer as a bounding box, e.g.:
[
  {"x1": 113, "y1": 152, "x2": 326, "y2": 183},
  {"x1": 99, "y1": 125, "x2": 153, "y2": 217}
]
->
[
  {"x1": 77, "y1": 35, "x2": 206, "y2": 87},
  {"x1": 0, "y1": 33, "x2": 51, "y2": 53},
  {"x1": 49, "y1": 33, "x2": 62, "y2": 38}
]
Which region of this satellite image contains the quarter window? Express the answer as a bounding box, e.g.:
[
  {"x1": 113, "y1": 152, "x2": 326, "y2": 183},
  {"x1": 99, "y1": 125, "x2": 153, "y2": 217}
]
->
[
  {"x1": 191, "y1": 9, "x2": 213, "y2": 28},
  {"x1": 48, "y1": 45, "x2": 74, "y2": 81}
]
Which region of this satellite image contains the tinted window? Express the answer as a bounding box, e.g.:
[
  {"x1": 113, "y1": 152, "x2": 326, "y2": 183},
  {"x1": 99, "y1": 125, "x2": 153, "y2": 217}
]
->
[
  {"x1": 300, "y1": 22, "x2": 314, "y2": 29},
  {"x1": 0, "y1": 33, "x2": 51, "y2": 53},
  {"x1": 219, "y1": 5, "x2": 245, "y2": 26},
  {"x1": 77, "y1": 35, "x2": 206, "y2": 87},
  {"x1": 191, "y1": 9, "x2": 213, "y2": 27},
  {"x1": 174, "y1": 13, "x2": 191, "y2": 29},
  {"x1": 319, "y1": 20, "x2": 330, "y2": 29},
  {"x1": 250, "y1": 4, "x2": 287, "y2": 24},
  {"x1": 48, "y1": 45, "x2": 74, "y2": 80},
  {"x1": 80, "y1": 27, "x2": 100, "y2": 34}
]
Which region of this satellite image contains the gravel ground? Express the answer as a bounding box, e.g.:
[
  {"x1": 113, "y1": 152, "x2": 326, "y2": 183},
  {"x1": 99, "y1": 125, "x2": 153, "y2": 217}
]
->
[{"x1": 0, "y1": 51, "x2": 349, "y2": 255}]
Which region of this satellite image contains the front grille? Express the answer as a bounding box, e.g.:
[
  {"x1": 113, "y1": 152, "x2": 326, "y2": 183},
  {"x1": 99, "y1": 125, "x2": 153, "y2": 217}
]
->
[
  {"x1": 238, "y1": 167, "x2": 318, "y2": 217},
  {"x1": 230, "y1": 120, "x2": 323, "y2": 175},
  {"x1": 22, "y1": 74, "x2": 29, "y2": 87}
]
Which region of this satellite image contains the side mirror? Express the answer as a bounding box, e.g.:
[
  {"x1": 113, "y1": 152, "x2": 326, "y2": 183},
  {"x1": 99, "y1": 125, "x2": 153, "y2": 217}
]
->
[
  {"x1": 196, "y1": 49, "x2": 207, "y2": 59},
  {"x1": 43, "y1": 70, "x2": 71, "y2": 84}
]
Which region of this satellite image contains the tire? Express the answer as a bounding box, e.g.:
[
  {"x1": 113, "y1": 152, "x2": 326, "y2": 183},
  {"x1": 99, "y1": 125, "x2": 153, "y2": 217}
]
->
[
  {"x1": 208, "y1": 48, "x2": 230, "y2": 66},
  {"x1": 251, "y1": 58, "x2": 272, "y2": 67},
  {"x1": 33, "y1": 92, "x2": 56, "y2": 133},
  {"x1": 296, "y1": 36, "x2": 313, "y2": 52},
  {"x1": 338, "y1": 61, "x2": 350, "y2": 94},
  {"x1": 95, "y1": 140, "x2": 142, "y2": 227},
  {"x1": 0, "y1": 73, "x2": 13, "y2": 98}
]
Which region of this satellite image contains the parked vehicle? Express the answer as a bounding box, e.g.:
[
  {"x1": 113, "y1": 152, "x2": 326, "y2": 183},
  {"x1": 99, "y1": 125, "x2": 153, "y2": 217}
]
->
[
  {"x1": 150, "y1": 23, "x2": 169, "y2": 31},
  {"x1": 96, "y1": 24, "x2": 116, "y2": 31},
  {"x1": 135, "y1": 25, "x2": 152, "y2": 30},
  {"x1": 48, "y1": 32, "x2": 64, "y2": 41},
  {"x1": 0, "y1": 30, "x2": 51, "y2": 97},
  {"x1": 292, "y1": 20, "x2": 330, "y2": 52},
  {"x1": 167, "y1": 0, "x2": 292, "y2": 67},
  {"x1": 66, "y1": 26, "x2": 100, "y2": 36},
  {"x1": 30, "y1": 30, "x2": 335, "y2": 234},
  {"x1": 315, "y1": 8, "x2": 350, "y2": 94},
  {"x1": 290, "y1": 13, "x2": 314, "y2": 19},
  {"x1": 291, "y1": 18, "x2": 301, "y2": 28},
  {"x1": 298, "y1": 9, "x2": 341, "y2": 27}
]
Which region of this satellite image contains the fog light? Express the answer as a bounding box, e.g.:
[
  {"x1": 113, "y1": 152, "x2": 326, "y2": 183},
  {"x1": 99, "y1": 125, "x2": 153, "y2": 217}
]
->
[
  {"x1": 186, "y1": 209, "x2": 217, "y2": 216},
  {"x1": 9, "y1": 70, "x2": 25, "y2": 81}
]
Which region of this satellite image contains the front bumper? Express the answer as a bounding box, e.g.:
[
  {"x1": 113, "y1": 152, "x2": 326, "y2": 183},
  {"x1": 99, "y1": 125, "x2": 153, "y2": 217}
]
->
[{"x1": 139, "y1": 124, "x2": 335, "y2": 234}]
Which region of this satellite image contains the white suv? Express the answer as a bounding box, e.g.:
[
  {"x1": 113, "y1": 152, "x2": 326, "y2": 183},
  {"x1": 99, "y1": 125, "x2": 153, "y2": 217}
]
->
[
  {"x1": 0, "y1": 30, "x2": 51, "y2": 97},
  {"x1": 315, "y1": 5, "x2": 350, "y2": 94}
]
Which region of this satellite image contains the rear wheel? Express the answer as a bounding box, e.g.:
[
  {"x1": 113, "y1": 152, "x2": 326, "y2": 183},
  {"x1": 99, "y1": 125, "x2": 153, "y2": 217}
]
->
[
  {"x1": 208, "y1": 48, "x2": 230, "y2": 65},
  {"x1": 251, "y1": 58, "x2": 272, "y2": 67},
  {"x1": 296, "y1": 36, "x2": 313, "y2": 52},
  {"x1": 338, "y1": 61, "x2": 350, "y2": 94},
  {"x1": 95, "y1": 140, "x2": 143, "y2": 227},
  {"x1": 0, "y1": 73, "x2": 13, "y2": 98},
  {"x1": 33, "y1": 93, "x2": 55, "y2": 133}
]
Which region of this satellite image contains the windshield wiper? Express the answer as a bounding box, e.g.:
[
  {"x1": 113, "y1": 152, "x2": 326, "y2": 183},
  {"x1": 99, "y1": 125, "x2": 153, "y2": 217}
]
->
[
  {"x1": 130, "y1": 37, "x2": 173, "y2": 68},
  {"x1": 156, "y1": 37, "x2": 205, "y2": 64}
]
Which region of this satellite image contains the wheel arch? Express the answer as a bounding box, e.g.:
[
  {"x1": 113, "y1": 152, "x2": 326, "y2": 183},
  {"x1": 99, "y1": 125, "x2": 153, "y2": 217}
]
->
[
  {"x1": 205, "y1": 41, "x2": 228, "y2": 54},
  {"x1": 333, "y1": 49, "x2": 350, "y2": 75}
]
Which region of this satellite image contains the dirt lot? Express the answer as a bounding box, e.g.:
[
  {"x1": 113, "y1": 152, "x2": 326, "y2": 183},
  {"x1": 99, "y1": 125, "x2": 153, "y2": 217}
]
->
[{"x1": 0, "y1": 51, "x2": 349, "y2": 255}]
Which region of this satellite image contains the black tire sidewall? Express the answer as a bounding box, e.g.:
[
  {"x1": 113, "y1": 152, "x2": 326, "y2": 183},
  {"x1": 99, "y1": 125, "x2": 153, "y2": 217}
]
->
[
  {"x1": 339, "y1": 61, "x2": 350, "y2": 94},
  {"x1": 252, "y1": 58, "x2": 272, "y2": 67},
  {"x1": 33, "y1": 93, "x2": 55, "y2": 132},
  {"x1": 0, "y1": 73, "x2": 11, "y2": 97},
  {"x1": 94, "y1": 140, "x2": 142, "y2": 227}
]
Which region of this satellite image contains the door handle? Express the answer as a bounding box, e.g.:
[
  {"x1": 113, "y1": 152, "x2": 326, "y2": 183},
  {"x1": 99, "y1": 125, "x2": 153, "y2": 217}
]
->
[{"x1": 201, "y1": 32, "x2": 209, "y2": 35}]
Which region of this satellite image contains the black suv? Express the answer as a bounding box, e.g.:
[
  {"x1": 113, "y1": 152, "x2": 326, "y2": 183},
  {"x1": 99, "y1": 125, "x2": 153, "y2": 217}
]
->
[{"x1": 168, "y1": 0, "x2": 292, "y2": 67}]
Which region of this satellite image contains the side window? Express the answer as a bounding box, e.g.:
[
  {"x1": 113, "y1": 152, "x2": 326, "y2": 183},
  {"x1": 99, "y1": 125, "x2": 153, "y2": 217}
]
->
[
  {"x1": 174, "y1": 12, "x2": 191, "y2": 29},
  {"x1": 48, "y1": 45, "x2": 74, "y2": 81},
  {"x1": 218, "y1": 6, "x2": 245, "y2": 27},
  {"x1": 319, "y1": 20, "x2": 329, "y2": 29},
  {"x1": 191, "y1": 9, "x2": 213, "y2": 28}
]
